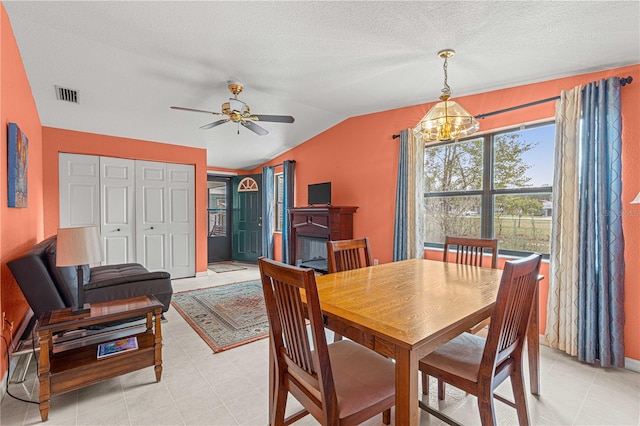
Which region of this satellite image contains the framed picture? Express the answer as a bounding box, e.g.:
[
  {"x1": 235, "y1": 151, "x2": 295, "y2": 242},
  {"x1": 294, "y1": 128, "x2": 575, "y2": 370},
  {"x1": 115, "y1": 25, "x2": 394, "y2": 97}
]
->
[{"x1": 8, "y1": 122, "x2": 28, "y2": 208}]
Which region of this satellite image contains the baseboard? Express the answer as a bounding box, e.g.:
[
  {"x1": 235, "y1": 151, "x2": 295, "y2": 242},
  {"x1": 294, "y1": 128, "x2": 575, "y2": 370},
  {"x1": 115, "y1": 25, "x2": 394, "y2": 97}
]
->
[
  {"x1": 625, "y1": 357, "x2": 640, "y2": 372},
  {"x1": 541, "y1": 334, "x2": 640, "y2": 372}
]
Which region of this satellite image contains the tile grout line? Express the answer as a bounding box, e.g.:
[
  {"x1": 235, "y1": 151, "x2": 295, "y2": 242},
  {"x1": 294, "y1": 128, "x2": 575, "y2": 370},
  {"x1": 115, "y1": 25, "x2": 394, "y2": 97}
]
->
[
  {"x1": 120, "y1": 376, "x2": 135, "y2": 426},
  {"x1": 166, "y1": 378, "x2": 188, "y2": 426},
  {"x1": 570, "y1": 366, "x2": 598, "y2": 426},
  {"x1": 199, "y1": 357, "x2": 241, "y2": 425}
]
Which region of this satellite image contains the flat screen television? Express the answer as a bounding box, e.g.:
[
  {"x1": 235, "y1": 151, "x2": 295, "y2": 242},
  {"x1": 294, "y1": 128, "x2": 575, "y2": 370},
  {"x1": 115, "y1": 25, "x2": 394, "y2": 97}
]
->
[{"x1": 308, "y1": 182, "x2": 331, "y2": 206}]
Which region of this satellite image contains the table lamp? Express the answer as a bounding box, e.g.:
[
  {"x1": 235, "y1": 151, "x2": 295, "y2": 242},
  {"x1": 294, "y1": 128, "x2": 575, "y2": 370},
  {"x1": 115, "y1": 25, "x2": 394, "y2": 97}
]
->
[{"x1": 56, "y1": 226, "x2": 102, "y2": 315}]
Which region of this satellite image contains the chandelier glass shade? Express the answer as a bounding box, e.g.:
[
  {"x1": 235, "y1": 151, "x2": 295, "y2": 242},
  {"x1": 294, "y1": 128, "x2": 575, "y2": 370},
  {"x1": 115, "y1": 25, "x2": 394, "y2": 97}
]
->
[{"x1": 414, "y1": 49, "x2": 479, "y2": 143}]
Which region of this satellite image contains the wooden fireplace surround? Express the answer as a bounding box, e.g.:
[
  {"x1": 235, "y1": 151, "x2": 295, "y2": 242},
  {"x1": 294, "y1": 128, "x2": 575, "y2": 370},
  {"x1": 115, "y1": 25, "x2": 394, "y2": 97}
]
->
[{"x1": 288, "y1": 206, "x2": 358, "y2": 273}]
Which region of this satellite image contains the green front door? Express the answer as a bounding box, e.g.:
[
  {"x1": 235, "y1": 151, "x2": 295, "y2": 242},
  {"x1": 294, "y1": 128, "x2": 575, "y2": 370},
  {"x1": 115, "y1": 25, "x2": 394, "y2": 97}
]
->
[{"x1": 232, "y1": 174, "x2": 262, "y2": 263}]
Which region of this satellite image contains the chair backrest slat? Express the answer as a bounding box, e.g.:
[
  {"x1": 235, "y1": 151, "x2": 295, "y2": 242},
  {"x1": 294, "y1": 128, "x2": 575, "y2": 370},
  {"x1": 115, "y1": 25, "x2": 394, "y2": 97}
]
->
[
  {"x1": 444, "y1": 236, "x2": 498, "y2": 269},
  {"x1": 327, "y1": 238, "x2": 373, "y2": 273},
  {"x1": 481, "y1": 253, "x2": 542, "y2": 377}
]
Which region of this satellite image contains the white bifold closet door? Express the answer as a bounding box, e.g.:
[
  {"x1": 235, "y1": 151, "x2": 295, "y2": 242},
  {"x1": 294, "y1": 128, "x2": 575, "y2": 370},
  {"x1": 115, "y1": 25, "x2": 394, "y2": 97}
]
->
[
  {"x1": 59, "y1": 153, "x2": 101, "y2": 229},
  {"x1": 100, "y1": 156, "x2": 135, "y2": 265},
  {"x1": 59, "y1": 153, "x2": 195, "y2": 278},
  {"x1": 135, "y1": 160, "x2": 195, "y2": 278}
]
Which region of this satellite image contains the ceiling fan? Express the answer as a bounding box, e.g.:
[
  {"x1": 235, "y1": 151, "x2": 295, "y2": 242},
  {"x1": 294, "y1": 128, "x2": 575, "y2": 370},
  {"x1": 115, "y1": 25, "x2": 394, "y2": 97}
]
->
[{"x1": 171, "y1": 81, "x2": 295, "y2": 135}]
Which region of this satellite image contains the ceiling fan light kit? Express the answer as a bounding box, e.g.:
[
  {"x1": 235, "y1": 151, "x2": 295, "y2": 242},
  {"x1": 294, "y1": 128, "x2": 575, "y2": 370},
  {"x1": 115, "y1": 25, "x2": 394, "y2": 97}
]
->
[
  {"x1": 414, "y1": 49, "x2": 479, "y2": 144},
  {"x1": 171, "y1": 81, "x2": 294, "y2": 135}
]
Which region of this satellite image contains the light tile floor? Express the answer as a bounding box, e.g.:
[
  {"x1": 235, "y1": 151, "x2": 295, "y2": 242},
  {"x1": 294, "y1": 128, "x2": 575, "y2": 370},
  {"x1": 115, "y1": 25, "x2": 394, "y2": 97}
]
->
[{"x1": 1, "y1": 263, "x2": 639, "y2": 425}]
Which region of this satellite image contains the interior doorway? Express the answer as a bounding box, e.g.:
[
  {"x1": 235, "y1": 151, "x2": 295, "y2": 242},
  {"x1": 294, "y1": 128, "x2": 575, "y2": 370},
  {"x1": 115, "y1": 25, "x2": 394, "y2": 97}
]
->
[{"x1": 207, "y1": 176, "x2": 232, "y2": 263}]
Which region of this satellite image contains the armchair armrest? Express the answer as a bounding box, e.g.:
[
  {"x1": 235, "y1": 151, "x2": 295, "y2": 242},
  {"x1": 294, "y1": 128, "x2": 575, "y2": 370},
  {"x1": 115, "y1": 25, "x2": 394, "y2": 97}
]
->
[{"x1": 87, "y1": 264, "x2": 169, "y2": 288}]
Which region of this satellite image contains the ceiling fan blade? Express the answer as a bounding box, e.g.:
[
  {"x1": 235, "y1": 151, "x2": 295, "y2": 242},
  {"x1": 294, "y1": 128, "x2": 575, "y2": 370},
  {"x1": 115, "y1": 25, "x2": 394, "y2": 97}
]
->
[
  {"x1": 200, "y1": 119, "x2": 229, "y2": 129},
  {"x1": 251, "y1": 114, "x2": 295, "y2": 123},
  {"x1": 171, "y1": 106, "x2": 222, "y2": 115},
  {"x1": 241, "y1": 120, "x2": 269, "y2": 135}
]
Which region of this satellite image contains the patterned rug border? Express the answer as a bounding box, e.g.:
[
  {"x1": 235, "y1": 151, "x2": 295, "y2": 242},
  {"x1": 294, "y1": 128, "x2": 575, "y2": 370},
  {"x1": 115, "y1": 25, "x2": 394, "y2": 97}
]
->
[{"x1": 171, "y1": 280, "x2": 268, "y2": 353}]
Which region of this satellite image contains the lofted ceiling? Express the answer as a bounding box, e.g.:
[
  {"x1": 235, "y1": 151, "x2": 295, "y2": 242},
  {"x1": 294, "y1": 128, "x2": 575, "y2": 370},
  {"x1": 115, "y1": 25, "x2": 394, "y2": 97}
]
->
[{"x1": 4, "y1": 1, "x2": 639, "y2": 170}]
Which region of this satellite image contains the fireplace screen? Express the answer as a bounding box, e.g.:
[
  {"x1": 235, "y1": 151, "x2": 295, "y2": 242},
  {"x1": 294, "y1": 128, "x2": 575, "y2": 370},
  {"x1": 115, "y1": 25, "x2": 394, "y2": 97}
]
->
[{"x1": 295, "y1": 235, "x2": 328, "y2": 272}]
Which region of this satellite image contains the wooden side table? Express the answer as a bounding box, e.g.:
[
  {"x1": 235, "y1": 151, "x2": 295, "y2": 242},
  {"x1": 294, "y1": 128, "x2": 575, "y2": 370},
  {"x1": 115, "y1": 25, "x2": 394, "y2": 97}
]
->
[{"x1": 36, "y1": 295, "x2": 163, "y2": 422}]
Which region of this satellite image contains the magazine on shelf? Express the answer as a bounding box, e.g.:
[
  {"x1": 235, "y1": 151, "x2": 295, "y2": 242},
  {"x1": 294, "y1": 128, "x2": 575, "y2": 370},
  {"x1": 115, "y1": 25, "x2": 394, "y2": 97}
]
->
[{"x1": 97, "y1": 337, "x2": 138, "y2": 359}]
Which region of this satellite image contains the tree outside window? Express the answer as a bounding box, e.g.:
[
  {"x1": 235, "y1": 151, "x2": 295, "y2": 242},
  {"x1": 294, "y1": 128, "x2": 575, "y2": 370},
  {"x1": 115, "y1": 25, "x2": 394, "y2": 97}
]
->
[
  {"x1": 424, "y1": 122, "x2": 555, "y2": 255},
  {"x1": 275, "y1": 173, "x2": 284, "y2": 232}
]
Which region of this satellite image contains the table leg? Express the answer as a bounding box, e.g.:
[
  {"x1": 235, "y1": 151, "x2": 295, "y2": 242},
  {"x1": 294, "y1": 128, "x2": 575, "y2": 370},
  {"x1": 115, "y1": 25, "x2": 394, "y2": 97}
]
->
[
  {"x1": 527, "y1": 281, "x2": 540, "y2": 395},
  {"x1": 37, "y1": 331, "x2": 51, "y2": 422},
  {"x1": 394, "y1": 347, "x2": 420, "y2": 425},
  {"x1": 154, "y1": 308, "x2": 163, "y2": 382}
]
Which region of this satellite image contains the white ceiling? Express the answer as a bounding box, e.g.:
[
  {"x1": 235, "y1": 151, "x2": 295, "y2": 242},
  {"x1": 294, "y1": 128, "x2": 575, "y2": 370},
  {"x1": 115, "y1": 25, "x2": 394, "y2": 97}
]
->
[{"x1": 4, "y1": 1, "x2": 639, "y2": 170}]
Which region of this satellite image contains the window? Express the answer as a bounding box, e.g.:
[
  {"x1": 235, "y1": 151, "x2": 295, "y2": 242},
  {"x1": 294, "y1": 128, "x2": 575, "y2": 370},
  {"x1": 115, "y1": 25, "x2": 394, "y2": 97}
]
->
[
  {"x1": 275, "y1": 173, "x2": 284, "y2": 232},
  {"x1": 424, "y1": 122, "x2": 555, "y2": 255},
  {"x1": 207, "y1": 180, "x2": 227, "y2": 237}
]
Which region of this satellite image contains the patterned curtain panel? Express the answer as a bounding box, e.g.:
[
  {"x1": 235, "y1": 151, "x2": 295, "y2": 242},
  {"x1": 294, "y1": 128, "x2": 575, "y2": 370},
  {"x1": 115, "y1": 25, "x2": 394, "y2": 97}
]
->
[
  {"x1": 577, "y1": 78, "x2": 625, "y2": 367},
  {"x1": 261, "y1": 166, "x2": 275, "y2": 259},
  {"x1": 546, "y1": 87, "x2": 582, "y2": 356},
  {"x1": 393, "y1": 129, "x2": 425, "y2": 261},
  {"x1": 546, "y1": 78, "x2": 625, "y2": 367},
  {"x1": 282, "y1": 160, "x2": 295, "y2": 264}
]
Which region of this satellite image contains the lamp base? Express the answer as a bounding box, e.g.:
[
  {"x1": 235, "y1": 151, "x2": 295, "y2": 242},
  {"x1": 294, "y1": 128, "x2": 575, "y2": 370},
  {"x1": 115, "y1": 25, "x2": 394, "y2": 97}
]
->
[
  {"x1": 72, "y1": 266, "x2": 90, "y2": 315},
  {"x1": 71, "y1": 303, "x2": 91, "y2": 315}
]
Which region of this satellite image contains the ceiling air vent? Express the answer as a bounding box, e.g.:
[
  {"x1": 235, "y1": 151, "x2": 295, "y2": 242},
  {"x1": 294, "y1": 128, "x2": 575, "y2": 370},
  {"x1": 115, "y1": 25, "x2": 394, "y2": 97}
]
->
[{"x1": 55, "y1": 85, "x2": 79, "y2": 104}]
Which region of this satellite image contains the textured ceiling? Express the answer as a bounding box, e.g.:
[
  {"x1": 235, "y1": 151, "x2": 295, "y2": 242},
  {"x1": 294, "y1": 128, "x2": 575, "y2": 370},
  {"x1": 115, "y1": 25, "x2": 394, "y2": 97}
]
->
[{"x1": 4, "y1": 1, "x2": 639, "y2": 170}]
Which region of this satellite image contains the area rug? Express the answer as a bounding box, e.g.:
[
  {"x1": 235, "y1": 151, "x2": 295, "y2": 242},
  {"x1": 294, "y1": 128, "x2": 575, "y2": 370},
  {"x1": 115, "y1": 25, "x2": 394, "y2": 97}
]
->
[
  {"x1": 208, "y1": 262, "x2": 247, "y2": 273},
  {"x1": 171, "y1": 280, "x2": 268, "y2": 353}
]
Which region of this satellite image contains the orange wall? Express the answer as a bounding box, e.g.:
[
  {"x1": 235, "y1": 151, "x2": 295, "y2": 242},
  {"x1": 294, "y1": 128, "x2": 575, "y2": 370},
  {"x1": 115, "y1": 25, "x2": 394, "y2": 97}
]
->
[
  {"x1": 41, "y1": 128, "x2": 208, "y2": 273},
  {"x1": 0, "y1": 4, "x2": 43, "y2": 378},
  {"x1": 259, "y1": 65, "x2": 640, "y2": 361}
]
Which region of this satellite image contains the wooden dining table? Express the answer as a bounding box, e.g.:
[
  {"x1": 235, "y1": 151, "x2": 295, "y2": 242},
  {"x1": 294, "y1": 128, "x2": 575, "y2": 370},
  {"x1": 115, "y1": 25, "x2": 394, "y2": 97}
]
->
[{"x1": 307, "y1": 258, "x2": 540, "y2": 426}]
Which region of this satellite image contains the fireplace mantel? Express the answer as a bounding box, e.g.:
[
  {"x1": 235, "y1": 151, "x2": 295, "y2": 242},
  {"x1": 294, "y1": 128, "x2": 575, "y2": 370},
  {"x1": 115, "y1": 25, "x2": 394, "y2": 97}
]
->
[{"x1": 288, "y1": 206, "x2": 358, "y2": 273}]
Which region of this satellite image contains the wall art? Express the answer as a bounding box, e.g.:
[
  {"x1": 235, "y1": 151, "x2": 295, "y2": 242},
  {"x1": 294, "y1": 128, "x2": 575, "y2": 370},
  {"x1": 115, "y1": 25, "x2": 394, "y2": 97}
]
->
[{"x1": 8, "y1": 122, "x2": 28, "y2": 208}]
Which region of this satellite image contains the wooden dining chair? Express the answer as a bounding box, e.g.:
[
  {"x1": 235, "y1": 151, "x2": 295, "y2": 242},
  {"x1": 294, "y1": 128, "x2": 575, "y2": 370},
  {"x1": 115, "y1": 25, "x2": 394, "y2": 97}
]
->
[
  {"x1": 326, "y1": 238, "x2": 373, "y2": 342},
  {"x1": 443, "y1": 236, "x2": 499, "y2": 269},
  {"x1": 258, "y1": 257, "x2": 395, "y2": 426},
  {"x1": 423, "y1": 236, "x2": 500, "y2": 396},
  {"x1": 444, "y1": 236, "x2": 499, "y2": 337},
  {"x1": 326, "y1": 238, "x2": 373, "y2": 274},
  {"x1": 418, "y1": 253, "x2": 542, "y2": 426}
]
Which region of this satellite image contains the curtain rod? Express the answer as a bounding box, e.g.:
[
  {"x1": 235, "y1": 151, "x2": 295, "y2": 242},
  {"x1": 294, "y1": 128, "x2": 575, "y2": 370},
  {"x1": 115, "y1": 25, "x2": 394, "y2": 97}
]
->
[
  {"x1": 392, "y1": 75, "x2": 633, "y2": 139},
  {"x1": 266, "y1": 160, "x2": 296, "y2": 168}
]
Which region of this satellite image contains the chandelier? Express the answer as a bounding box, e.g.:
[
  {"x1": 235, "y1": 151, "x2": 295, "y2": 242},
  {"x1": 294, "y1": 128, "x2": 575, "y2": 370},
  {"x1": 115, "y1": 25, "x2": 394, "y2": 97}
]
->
[{"x1": 414, "y1": 49, "x2": 479, "y2": 143}]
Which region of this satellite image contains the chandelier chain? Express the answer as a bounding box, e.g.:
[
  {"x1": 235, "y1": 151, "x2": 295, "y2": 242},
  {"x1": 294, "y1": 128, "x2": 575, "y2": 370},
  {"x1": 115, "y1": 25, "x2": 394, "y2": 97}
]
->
[{"x1": 442, "y1": 56, "x2": 451, "y2": 96}]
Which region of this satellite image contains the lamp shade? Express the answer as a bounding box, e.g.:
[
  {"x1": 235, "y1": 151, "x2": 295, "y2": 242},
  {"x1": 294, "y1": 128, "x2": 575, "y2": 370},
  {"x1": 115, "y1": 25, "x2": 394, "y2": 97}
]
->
[
  {"x1": 414, "y1": 97, "x2": 480, "y2": 143},
  {"x1": 632, "y1": 192, "x2": 640, "y2": 204},
  {"x1": 56, "y1": 226, "x2": 102, "y2": 266}
]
